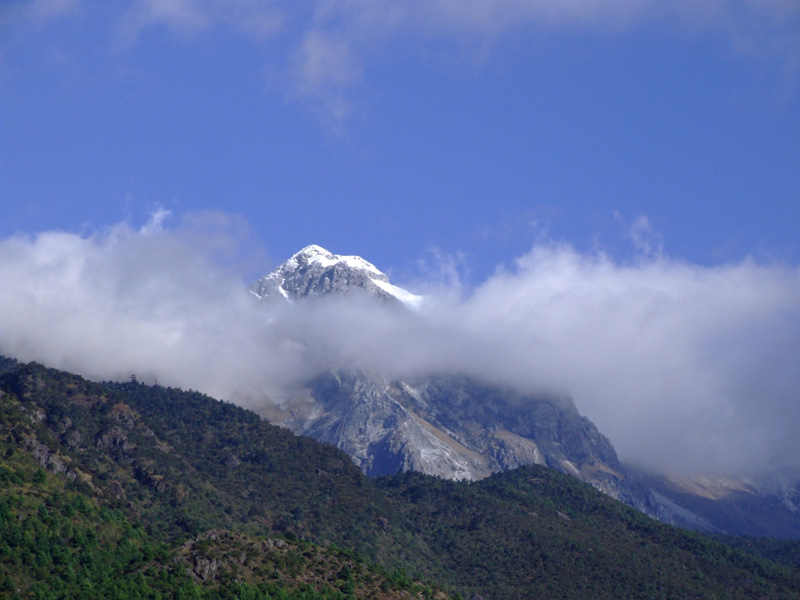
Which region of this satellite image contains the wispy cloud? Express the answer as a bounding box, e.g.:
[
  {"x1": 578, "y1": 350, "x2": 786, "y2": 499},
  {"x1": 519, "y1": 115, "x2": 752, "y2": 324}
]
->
[
  {"x1": 2, "y1": 214, "x2": 800, "y2": 477},
  {"x1": 0, "y1": 0, "x2": 80, "y2": 40},
  {"x1": 624, "y1": 214, "x2": 664, "y2": 259},
  {"x1": 123, "y1": 0, "x2": 209, "y2": 37},
  {"x1": 278, "y1": 0, "x2": 799, "y2": 120},
  {"x1": 9, "y1": 0, "x2": 790, "y2": 122},
  {"x1": 118, "y1": 0, "x2": 285, "y2": 45},
  {"x1": 25, "y1": 0, "x2": 81, "y2": 21},
  {"x1": 289, "y1": 29, "x2": 362, "y2": 122}
]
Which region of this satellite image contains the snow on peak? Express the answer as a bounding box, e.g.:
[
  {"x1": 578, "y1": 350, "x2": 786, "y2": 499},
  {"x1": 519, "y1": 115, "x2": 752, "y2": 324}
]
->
[
  {"x1": 251, "y1": 244, "x2": 425, "y2": 309},
  {"x1": 291, "y1": 245, "x2": 384, "y2": 278}
]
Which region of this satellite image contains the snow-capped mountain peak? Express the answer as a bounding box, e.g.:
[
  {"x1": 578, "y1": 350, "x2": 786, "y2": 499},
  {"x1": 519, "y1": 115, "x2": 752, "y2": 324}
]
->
[
  {"x1": 250, "y1": 245, "x2": 424, "y2": 308},
  {"x1": 286, "y1": 245, "x2": 384, "y2": 278}
]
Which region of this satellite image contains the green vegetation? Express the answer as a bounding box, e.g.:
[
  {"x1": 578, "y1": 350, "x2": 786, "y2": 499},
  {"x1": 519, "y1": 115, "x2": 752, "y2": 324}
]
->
[
  {"x1": 0, "y1": 451, "x2": 188, "y2": 600},
  {"x1": 2, "y1": 359, "x2": 799, "y2": 599},
  {"x1": 0, "y1": 362, "x2": 447, "y2": 599},
  {"x1": 0, "y1": 435, "x2": 444, "y2": 599},
  {"x1": 376, "y1": 468, "x2": 800, "y2": 598},
  {"x1": 715, "y1": 534, "x2": 800, "y2": 566}
]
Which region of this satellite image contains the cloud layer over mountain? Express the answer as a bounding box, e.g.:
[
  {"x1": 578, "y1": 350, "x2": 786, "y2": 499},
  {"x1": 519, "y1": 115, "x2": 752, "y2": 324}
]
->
[{"x1": 2, "y1": 213, "x2": 799, "y2": 477}]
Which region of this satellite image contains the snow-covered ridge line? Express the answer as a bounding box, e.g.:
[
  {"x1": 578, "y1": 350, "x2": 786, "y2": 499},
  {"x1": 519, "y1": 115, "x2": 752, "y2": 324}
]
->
[
  {"x1": 250, "y1": 244, "x2": 425, "y2": 309},
  {"x1": 297, "y1": 244, "x2": 384, "y2": 277},
  {"x1": 372, "y1": 278, "x2": 424, "y2": 309}
]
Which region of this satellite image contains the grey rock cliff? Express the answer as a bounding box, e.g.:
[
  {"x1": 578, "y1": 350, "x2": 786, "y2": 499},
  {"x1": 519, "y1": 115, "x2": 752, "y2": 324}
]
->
[{"x1": 287, "y1": 369, "x2": 657, "y2": 515}]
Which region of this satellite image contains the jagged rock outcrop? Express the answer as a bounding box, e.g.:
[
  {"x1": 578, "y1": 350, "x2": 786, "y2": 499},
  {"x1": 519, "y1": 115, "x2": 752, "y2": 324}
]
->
[
  {"x1": 24, "y1": 434, "x2": 73, "y2": 477},
  {"x1": 176, "y1": 529, "x2": 289, "y2": 583}
]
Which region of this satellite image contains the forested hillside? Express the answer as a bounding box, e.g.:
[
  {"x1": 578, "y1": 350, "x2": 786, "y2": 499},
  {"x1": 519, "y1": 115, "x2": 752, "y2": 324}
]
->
[{"x1": 2, "y1": 360, "x2": 799, "y2": 599}]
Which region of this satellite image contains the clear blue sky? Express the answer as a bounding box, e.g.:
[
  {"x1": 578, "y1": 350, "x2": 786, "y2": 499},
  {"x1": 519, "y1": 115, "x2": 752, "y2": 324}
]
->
[{"x1": 2, "y1": 1, "x2": 799, "y2": 284}]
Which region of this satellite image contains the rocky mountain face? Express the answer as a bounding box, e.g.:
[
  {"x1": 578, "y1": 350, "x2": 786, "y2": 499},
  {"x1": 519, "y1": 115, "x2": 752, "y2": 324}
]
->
[
  {"x1": 250, "y1": 244, "x2": 423, "y2": 308},
  {"x1": 252, "y1": 246, "x2": 662, "y2": 518},
  {"x1": 302, "y1": 371, "x2": 662, "y2": 515},
  {"x1": 640, "y1": 469, "x2": 800, "y2": 538}
]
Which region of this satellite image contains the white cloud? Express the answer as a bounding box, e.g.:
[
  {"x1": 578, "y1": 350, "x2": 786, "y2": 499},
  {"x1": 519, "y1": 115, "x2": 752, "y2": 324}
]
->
[
  {"x1": 4, "y1": 0, "x2": 792, "y2": 123},
  {"x1": 139, "y1": 207, "x2": 172, "y2": 235},
  {"x1": 119, "y1": 0, "x2": 284, "y2": 44},
  {"x1": 628, "y1": 215, "x2": 663, "y2": 258},
  {"x1": 3, "y1": 215, "x2": 799, "y2": 477},
  {"x1": 0, "y1": 215, "x2": 298, "y2": 400},
  {"x1": 292, "y1": 0, "x2": 798, "y2": 120},
  {"x1": 449, "y1": 245, "x2": 800, "y2": 475},
  {"x1": 99, "y1": 0, "x2": 797, "y2": 121},
  {"x1": 3, "y1": 1, "x2": 796, "y2": 118},
  {"x1": 289, "y1": 29, "x2": 361, "y2": 122}
]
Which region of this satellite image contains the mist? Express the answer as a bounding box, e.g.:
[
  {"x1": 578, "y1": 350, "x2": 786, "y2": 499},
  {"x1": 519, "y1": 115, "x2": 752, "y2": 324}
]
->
[{"x1": 2, "y1": 213, "x2": 800, "y2": 477}]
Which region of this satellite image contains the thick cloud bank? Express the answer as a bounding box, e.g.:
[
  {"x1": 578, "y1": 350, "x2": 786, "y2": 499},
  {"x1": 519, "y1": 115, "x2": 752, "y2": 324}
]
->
[
  {"x1": 0, "y1": 213, "x2": 297, "y2": 399},
  {"x1": 2, "y1": 215, "x2": 799, "y2": 477}
]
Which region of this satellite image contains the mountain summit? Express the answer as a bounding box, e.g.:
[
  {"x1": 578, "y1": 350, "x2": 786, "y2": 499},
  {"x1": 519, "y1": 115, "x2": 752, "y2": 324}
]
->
[{"x1": 249, "y1": 245, "x2": 423, "y2": 308}]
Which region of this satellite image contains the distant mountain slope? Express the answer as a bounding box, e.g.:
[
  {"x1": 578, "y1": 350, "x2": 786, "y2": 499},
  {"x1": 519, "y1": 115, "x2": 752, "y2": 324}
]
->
[
  {"x1": 251, "y1": 246, "x2": 659, "y2": 515},
  {"x1": 251, "y1": 246, "x2": 800, "y2": 539},
  {"x1": 639, "y1": 469, "x2": 800, "y2": 539},
  {"x1": 3, "y1": 359, "x2": 800, "y2": 599},
  {"x1": 294, "y1": 370, "x2": 659, "y2": 515}
]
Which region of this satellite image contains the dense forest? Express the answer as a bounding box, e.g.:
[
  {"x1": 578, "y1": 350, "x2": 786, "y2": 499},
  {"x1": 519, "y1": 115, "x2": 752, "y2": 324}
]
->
[{"x1": 2, "y1": 359, "x2": 799, "y2": 599}]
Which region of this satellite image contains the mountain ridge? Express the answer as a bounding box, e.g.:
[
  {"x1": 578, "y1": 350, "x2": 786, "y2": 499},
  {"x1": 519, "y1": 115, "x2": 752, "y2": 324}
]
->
[{"x1": 3, "y1": 358, "x2": 800, "y2": 599}]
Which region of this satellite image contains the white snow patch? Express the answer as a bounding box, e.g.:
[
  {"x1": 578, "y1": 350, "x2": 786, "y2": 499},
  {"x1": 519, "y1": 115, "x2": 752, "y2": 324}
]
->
[
  {"x1": 296, "y1": 245, "x2": 384, "y2": 277},
  {"x1": 372, "y1": 279, "x2": 425, "y2": 309},
  {"x1": 306, "y1": 253, "x2": 338, "y2": 269}
]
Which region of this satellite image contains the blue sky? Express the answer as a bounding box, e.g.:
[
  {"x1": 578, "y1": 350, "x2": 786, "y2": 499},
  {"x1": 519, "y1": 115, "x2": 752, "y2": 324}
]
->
[
  {"x1": 2, "y1": 0, "x2": 799, "y2": 284},
  {"x1": 2, "y1": 1, "x2": 800, "y2": 474}
]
